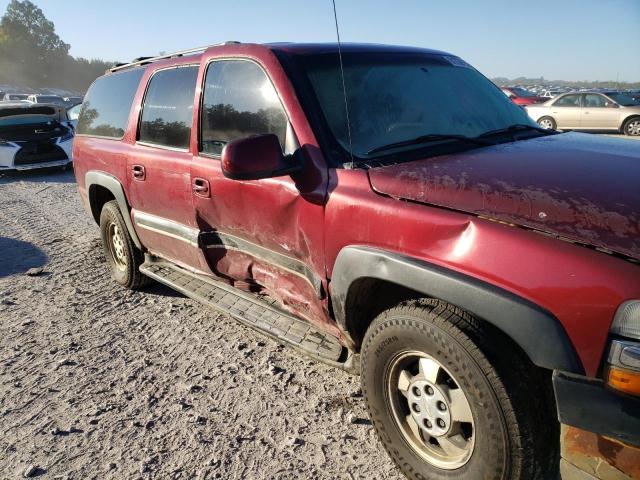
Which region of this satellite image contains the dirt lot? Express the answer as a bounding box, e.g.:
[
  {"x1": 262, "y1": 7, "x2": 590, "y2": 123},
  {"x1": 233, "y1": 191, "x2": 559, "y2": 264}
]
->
[{"x1": 0, "y1": 170, "x2": 402, "y2": 479}]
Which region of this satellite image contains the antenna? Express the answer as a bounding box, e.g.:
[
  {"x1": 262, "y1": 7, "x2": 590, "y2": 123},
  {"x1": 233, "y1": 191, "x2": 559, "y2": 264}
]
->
[{"x1": 331, "y1": 0, "x2": 355, "y2": 168}]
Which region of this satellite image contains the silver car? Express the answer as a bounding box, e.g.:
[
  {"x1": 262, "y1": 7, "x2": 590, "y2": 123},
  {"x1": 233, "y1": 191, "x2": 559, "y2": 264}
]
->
[{"x1": 526, "y1": 91, "x2": 640, "y2": 136}]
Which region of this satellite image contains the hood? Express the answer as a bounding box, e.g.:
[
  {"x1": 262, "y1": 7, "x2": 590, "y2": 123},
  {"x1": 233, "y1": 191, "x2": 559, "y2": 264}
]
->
[{"x1": 368, "y1": 132, "x2": 640, "y2": 260}]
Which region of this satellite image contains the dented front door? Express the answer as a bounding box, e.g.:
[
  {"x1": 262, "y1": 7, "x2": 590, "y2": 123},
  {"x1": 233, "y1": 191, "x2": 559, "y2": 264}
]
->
[{"x1": 189, "y1": 55, "x2": 333, "y2": 331}]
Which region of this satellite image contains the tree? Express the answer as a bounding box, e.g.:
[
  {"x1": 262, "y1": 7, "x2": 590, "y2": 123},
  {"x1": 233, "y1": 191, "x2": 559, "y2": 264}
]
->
[{"x1": 0, "y1": 0, "x2": 116, "y2": 92}]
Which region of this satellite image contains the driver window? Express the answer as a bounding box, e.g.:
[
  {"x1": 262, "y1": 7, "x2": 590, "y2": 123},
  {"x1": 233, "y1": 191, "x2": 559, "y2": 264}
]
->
[
  {"x1": 584, "y1": 94, "x2": 607, "y2": 108},
  {"x1": 200, "y1": 60, "x2": 288, "y2": 157}
]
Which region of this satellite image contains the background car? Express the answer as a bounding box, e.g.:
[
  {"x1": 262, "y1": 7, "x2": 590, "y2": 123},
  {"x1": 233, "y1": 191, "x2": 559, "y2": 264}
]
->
[
  {"x1": 63, "y1": 95, "x2": 83, "y2": 106},
  {"x1": 26, "y1": 94, "x2": 67, "y2": 106},
  {"x1": 0, "y1": 102, "x2": 73, "y2": 170},
  {"x1": 526, "y1": 91, "x2": 640, "y2": 135},
  {"x1": 2, "y1": 93, "x2": 30, "y2": 101},
  {"x1": 66, "y1": 102, "x2": 81, "y2": 130},
  {"x1": 501, "y1": 86, "x2": 546, "y2": 106}
]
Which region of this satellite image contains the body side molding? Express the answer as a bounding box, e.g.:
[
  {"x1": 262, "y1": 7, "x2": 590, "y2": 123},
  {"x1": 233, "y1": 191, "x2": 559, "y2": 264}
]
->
[
  {"x1": 330, "y1": 246, "x2": 583, "y2": 373},
  {"x1": 85, "y1": 171, "x2": 143, "y2": 249}
]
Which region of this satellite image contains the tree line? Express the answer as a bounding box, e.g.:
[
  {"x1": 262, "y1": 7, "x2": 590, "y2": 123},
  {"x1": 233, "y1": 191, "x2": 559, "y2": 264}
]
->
[{"x1": 0, "y1": 0, "x2": 116, "y2": 93}]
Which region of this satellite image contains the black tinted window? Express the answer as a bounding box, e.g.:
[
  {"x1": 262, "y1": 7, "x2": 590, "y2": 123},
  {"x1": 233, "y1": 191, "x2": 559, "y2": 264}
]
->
[
  {"x1": 76, "y1": 68, "x2": 144, "y2": 138},
  {"x1": 200, "y1": 60, "x2": 287, "y2": 156},
  {"x1": 139, "y1": 66, "x2": 198, "y2": 149}
]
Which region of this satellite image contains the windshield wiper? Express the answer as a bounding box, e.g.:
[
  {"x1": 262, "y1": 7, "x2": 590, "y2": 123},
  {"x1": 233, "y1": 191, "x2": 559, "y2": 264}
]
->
[
  {"x1": 367, "y1": 133, "x2": 494, "y2": 155},
  {"x1": 477, "y1": 123, "x2": 558, "y2": 138}
]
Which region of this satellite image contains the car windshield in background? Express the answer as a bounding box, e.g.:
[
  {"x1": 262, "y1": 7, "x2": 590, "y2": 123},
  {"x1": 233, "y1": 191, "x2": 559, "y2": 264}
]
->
[
  {"x1": 510, "y1": 87, "x2": 536, "y2": 97},
  {"x1": 297, "y1": 52, "x2": 534, "y2": 160},
  {"x1": 37, "y1": 96, "x2": 66, "y2": 105},
  {"x1": 606, "y1": 92, "x2": 640, "y2": 106}
]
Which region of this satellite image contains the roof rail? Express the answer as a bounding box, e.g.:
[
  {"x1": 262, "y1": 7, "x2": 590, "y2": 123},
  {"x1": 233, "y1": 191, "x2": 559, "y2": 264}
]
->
[{"x1": 108, "y1": 42, "x2": 241, "y2": 73}]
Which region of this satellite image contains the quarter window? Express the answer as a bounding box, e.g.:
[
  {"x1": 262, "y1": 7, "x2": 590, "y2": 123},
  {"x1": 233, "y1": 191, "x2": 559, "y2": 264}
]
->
[
  {"x1": 139, "y1": 66, "x2": 198, "y2": 149},
  {"x1": 76, "y1": 68, "x2": 144, "y2": 139},
  {"x1": 553, "y1": 94, "x2": 581, "y2": 107},
  {"x1": 200, "y1": 60, "x2": 288, "y2": 156}
]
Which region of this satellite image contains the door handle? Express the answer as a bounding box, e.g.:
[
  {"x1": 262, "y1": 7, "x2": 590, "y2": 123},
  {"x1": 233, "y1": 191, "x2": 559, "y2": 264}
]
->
[
  {"x1": 192, "y1": 177, "x2": 210, "y2": 198},
  {"x1": 132, "y1": 164, "x2": 146, "y2": 181}
]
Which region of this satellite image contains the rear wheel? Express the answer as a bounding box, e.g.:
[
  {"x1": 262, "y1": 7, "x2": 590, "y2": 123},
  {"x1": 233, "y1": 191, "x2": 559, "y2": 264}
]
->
[
  {"x1": 623, "y1": 116, "x2": 640, "y2": 136},
  {"x1": 537, "y1": 116, "x2": 556, "y2": 130},
  {"x1": 361, "y1": 299, "x2": 558, "y2": 480},
  {"x1": 99, "y1": 200, "x2": 149, "y2": 289}
]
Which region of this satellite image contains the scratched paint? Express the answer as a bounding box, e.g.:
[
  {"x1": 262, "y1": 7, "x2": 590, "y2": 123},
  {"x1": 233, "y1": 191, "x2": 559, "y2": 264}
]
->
[{"x1": 368, "y1": 132, "x2": 640, "y2": 260}]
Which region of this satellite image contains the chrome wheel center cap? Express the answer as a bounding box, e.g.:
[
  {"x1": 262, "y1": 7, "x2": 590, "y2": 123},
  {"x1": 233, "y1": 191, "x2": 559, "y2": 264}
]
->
[{"x1": 407, "y1": 379, "x2": 451, "y2": 437}]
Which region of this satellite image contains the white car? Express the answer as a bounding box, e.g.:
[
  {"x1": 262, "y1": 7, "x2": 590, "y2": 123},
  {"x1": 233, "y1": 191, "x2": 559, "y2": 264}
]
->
[{"x1": 0, "y1": 103, "x2": 73, "y2": 171}]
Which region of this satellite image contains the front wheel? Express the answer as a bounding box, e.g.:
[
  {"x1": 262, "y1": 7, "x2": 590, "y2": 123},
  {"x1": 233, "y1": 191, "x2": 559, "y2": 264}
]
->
[
  {"x1": 361, "y1": 299, "x2": 558, "y2": 480},
  {"x1": 623, "y1": 116, "x2": 640, "y2": 136},
  {"x1": 537, "y1": 116, "x2": 556, "y2": 130}
]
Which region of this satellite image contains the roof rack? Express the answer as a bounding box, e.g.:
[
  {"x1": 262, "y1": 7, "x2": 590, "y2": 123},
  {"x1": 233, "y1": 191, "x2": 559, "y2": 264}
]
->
[{"x1": 108, "y1": 42, "x2": 241, "y2": 73}]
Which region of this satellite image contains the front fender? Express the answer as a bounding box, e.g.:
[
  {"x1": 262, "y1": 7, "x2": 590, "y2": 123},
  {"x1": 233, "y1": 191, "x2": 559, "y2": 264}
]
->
[{"x1": 330, "y1": 246, "x2": 582, "y2": 374}]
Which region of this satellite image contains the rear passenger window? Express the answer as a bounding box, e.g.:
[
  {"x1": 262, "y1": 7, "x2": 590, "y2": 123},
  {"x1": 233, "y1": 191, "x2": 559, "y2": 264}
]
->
[
  {"x1": 554, "y1": 94, "x2": 581, "y2": 107},
  {"x1": 139, "y1": 66, "x2": 198, "y2": 149},
  {"x1": 76, "y1": 68, "x2": 144, "y2": 139},
  {"x1": 200, "y1": 60, "x2": 288, "y2": 156}
]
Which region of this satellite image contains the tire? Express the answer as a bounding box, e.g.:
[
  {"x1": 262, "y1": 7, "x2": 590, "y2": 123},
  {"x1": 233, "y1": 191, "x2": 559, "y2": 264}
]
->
[
  {"x1": 99, "y1": 200, "x2": 150, "y2": 289},
  {"x1": 361, "y1": 299, "x2": 558, "y2": 480},
  {"x1": 537, "y1": 116, "x2": 556, "y2": 130},
  {"x1": 622, "y1": 116, "x2": 640, "y2": 136}
]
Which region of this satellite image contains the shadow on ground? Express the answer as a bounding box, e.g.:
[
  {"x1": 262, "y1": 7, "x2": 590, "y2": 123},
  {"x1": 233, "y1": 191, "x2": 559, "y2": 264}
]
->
[
  {"x1": 0, "y1": 167, "x2": 75, "y2": 185},
  {"x1": 0, "y1": 237, "x2": 49, "y2": 278}
]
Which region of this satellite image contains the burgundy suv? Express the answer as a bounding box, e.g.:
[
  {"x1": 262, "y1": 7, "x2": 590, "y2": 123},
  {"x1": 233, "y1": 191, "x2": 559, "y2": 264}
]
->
[{"x1": 73, "y1": 43, "x2": 640, "y2": 480}]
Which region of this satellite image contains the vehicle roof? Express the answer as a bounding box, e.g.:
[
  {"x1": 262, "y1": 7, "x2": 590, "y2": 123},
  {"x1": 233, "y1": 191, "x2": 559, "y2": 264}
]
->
[
  {"x1": 265, "y1": 42, "x2": 452, "y2": 56},
  {"x1": 108, "y1": 42, "x2": 456, "y2": 75}
]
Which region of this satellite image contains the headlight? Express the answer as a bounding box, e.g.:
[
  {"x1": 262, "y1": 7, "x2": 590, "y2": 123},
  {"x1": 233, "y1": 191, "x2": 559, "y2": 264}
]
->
[
  {"x1": 57, "y1": 129, "x2": 74, "y2": 143},
  {"x1": 606, "y1": 300, "x2": 640, "y2": 396},
  {"x1": 611, "y1": 300, "x2": 640, "y2": 339}
]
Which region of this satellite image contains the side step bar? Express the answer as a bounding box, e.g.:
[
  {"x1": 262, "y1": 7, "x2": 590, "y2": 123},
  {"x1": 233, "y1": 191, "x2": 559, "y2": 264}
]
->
[{"x1": 140, "y1": 259, "x2": 358, "y2": 372}]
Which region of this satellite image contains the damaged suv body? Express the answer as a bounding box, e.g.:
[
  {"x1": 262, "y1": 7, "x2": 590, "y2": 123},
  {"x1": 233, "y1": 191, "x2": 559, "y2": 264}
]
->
[
  {"x1": 0, "y1": 103, "x2": 73, "y2": 171},
  {"x1": 73, "y1": 43, "x2": 640, "y2": 480}
]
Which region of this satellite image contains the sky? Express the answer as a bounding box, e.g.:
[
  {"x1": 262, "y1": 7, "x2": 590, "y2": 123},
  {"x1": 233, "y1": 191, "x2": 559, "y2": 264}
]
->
[{"x1": 2, "y1": 0, "x2": 639, "y2": 82}]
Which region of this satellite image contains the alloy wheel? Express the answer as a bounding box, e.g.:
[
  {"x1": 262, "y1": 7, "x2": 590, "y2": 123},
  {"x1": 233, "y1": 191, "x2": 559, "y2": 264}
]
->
[
  {"x1": 626, "y1": 120, "x2": 640, "y2": 136},
  {"x1": 385, "y1": 351, "x2": 475, "y2": 469},
  {"x1": 107, "y1": 222, "x2": 127, "y2": 271}
]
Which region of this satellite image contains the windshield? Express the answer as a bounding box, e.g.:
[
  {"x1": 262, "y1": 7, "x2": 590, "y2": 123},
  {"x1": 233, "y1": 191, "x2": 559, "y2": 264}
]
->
[
  {"x1": 37, "y1": 96, "x2": 65, "y2": 105},
  {"x1": 606, "y1": 92, "x2": 640, "y2": 106},
  {"x1": 510, "y1": 87, "x2": 536, "y2": 97},
  {"x1": 297, "y1": 52, "x2": 535, "y2": 159}
]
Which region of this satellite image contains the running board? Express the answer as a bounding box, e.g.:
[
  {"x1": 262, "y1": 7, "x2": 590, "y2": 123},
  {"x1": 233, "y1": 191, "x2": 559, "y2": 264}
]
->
[{"x1": 140, "y1": 259, "x2": 357, "y2": 372}]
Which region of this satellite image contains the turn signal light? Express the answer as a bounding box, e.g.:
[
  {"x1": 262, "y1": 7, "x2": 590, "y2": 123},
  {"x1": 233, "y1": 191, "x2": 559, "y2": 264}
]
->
[{"x1": 607, "y1": 366, "x2": 640, "y2": 396}]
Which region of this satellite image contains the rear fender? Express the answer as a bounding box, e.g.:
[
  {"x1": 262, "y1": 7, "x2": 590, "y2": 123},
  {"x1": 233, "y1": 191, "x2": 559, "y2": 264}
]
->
[{"x1": 85, "y1": 170, "x2": 142, "y2": 249}]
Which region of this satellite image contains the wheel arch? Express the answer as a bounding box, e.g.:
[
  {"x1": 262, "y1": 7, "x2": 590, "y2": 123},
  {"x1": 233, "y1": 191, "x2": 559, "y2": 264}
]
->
[
  {"x1": 621, "y1": 114, "x2": 640, "y2": 133},
  {"x1": 330, "y1": 246, "x2": 583, "y2": 374},
  {"x1": 85, "y1": 171, "x2": 143, "y2": 249}
]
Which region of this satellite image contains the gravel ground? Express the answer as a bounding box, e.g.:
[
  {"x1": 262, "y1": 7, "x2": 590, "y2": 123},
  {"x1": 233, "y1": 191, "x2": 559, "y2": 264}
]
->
[{"x1": 0, "y1": 169, "x2": 403, "y2": 479}]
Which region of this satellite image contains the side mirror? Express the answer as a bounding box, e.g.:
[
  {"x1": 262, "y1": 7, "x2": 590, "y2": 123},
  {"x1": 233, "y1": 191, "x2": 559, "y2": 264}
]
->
[
  {"x1": 221, "y1": 134, "x2": 302, "y2": 181},
  {"x1": 606, "y1": 102, "x2": 619, "y2": 109}
]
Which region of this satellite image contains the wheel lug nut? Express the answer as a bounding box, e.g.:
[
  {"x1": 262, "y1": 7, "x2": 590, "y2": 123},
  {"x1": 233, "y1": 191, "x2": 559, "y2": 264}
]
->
[
  {"x1": 412, "y1": 386, "x2": 421, "y2": 397},
  {"x1": 423, "y1": 419, "x2": 432, "y2": 429},
  {"x1": 437, "y1": 401, "x2": 447, "y2": 411},
  {"x1": 411, "y1": 403, "x2": 421, "y2": 414},
  {"x1": 437, "y1": 418, "x2": 446, "y2": 428},
  {"x1": 425, "y1": 386, "x2": 434, "y2": 395}
]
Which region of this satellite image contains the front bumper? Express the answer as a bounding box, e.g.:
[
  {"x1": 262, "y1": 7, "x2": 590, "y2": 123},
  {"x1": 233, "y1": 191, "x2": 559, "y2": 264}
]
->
[{"x1": 554, "y1": 371, "x2": 640, "y2": 479}]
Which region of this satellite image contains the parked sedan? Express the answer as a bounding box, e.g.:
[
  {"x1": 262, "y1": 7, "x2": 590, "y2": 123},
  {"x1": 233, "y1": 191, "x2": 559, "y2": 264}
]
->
[
  {"x1": 26, "y1": 94, "x2": 67, "y2": 107},
  {"x1": 501, "y1": 87, "x2": 546, "y2": 106},
  {"x1": 0, "y1": 103, "x2": 73, "y2": 171},
  {"x1": 526, "y1": 91, "x2": 640, "y2": 135}
]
